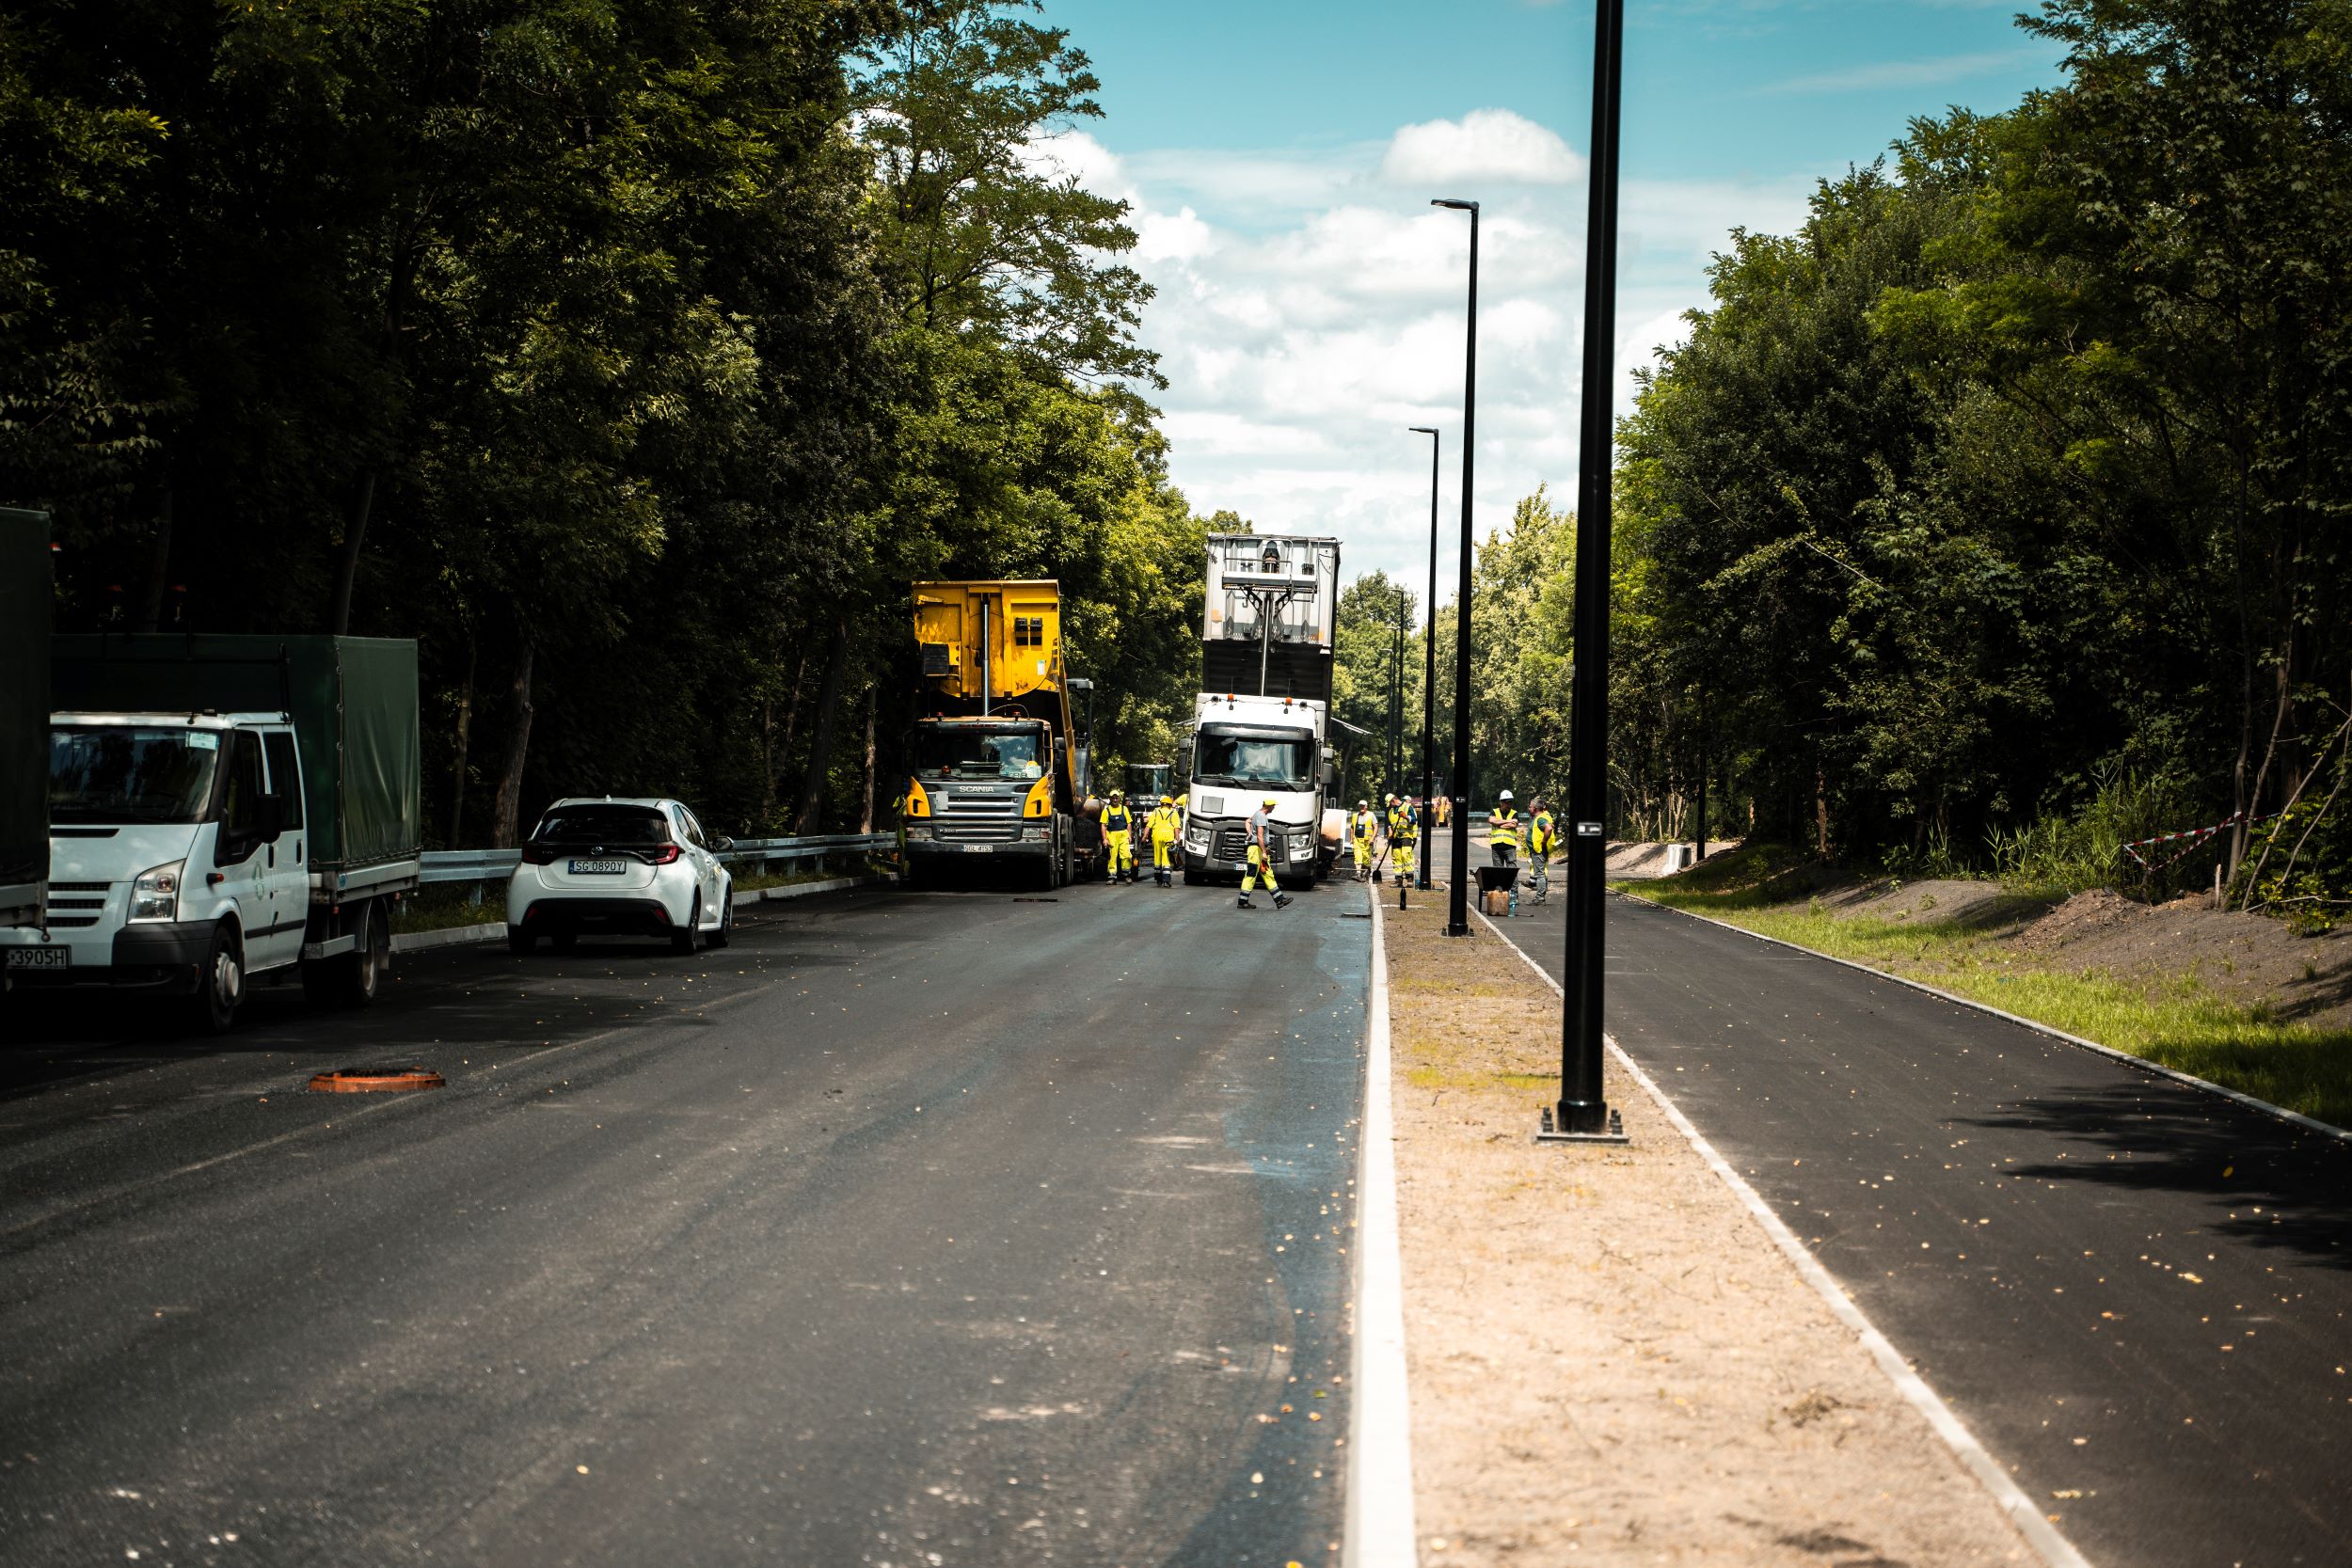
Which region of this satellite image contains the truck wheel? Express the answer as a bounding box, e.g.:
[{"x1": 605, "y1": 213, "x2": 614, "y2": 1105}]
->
[
  {"x1": 305, "y1": 900, "x2": 389, "y2": 1006},
  {"x1": 671, "y1": 894, "x2": 701, "y2": 954},
  {"x1": 1183, "y1": 865, "x2": 1202, "y2": 887},
  {"x1": 188, "y1": 922, "x2": 244, "y2": 1036}
]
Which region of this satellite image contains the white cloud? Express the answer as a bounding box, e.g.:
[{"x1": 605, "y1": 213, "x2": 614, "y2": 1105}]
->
[
  {"x1": 1105, "y1": 115, "x2": 1810, "y2": 597},
  {"x1": 1377, "y1": 108, "x2": 1587, "y2": 188}
]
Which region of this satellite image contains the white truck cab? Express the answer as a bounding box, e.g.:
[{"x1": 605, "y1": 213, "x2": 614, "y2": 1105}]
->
[
  {"x1": 1182, "y1": 691, "x2": 1332, "y2": 885},
  {"x1": 2, "y1": 634, "x2": 422, "y2": 1032},
  {"x1": 8, "y1": 713, "x2": 312, "y2": 1028}
]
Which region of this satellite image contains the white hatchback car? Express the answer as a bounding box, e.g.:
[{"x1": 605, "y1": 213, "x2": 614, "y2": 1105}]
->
[{"x1": 506, "y1": 798, "x2": 734, "y2": 955}]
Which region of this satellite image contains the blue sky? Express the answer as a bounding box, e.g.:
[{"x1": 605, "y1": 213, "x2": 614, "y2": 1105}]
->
[{"x1": 1029, "y1": 0, "x2": 2070, "y2": 595}]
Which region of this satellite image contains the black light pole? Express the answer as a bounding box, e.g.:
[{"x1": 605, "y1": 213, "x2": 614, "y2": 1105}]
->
[
  {"x1": 1432, "y1": 198, "x2": 1478, "y2": 937},
  {"x1": 1408, "y1": 425, "x2": 1439, "y2": 889},
  {"x1": 1547, "y1": 0, "x2": 1629, "y2": 1143},
  {"x1": 1388, "y1": 602, "x2": 1403, "y2": 792}
]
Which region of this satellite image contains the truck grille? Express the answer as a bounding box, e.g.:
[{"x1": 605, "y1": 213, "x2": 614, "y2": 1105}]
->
[
  {"x1": 1214, "y1": 828, "x2": 1249, "y2": 863},
  {"x1": 937, "y1": 794, "x2": 1020, "y2": 814},
  {"x1": 936, "y1": 822, "x2": 1023, "y2": 844},
  {"x1": 46, "y1": 884, "x2": 109, "y2": 927}
]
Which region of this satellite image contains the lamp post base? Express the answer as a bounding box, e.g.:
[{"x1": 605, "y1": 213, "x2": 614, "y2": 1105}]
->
[{"x1": 1536, "y1": 1103, "x2": 1628, "y2": 1146}]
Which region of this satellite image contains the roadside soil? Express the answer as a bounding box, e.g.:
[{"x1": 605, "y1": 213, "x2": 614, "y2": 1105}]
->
[{"x1": 1380, "y1": 894, "x2": 2035, "y2": 1566}]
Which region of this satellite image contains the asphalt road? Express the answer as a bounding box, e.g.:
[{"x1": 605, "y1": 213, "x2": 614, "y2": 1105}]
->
[
  {"x1": 0, "y1": 870, "x2": 1370, "y2": 1567},
  {"x1": 1419, "y1": 834, "x2": 2352, "y2": 1568}
]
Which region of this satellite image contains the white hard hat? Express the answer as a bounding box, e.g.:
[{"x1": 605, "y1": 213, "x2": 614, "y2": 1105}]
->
[
  {"x1": 1498, "y1": 789, "x2": 1514, "y2": 801},
  {"x1": 1358, "y1": 800, "x2": 1369, "y2": 809}
]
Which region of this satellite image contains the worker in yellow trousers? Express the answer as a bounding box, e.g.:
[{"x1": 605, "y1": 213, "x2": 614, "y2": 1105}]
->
[
  {"x1": 1239, "y1": 796, "x2": 1293, "y2": 910},
  {"x1": 1349, "y1": 799, "x2": 1378, "y2": 880},
  {"x1": 1386, "y1": 793, "x2": 1418, "y2": 886},
  {"x1": 1528, "y1": 798, "x2": 1557, "y2": 902},
  {"x1": 1147, "y1": 794, "x2": 1182, "y2": 887},
  {"x1": 1102, "y1": 790, "x2": 1136, "y2": 882}
]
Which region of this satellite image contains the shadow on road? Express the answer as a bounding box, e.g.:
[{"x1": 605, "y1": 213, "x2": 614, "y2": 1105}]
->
[{"x1": 1958, "y1": 1083, "x2": 2352, "y2": 1270}]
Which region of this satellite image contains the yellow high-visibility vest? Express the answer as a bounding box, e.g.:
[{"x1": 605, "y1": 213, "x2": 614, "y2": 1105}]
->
[{"x1": 1489, "y1": 808, "x2": 1520, "y2": 847}]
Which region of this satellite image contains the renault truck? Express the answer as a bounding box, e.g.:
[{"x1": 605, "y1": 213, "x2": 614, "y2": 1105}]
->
[
  {"x1": 1181, "y1": 534, "x2": 1341, "y2": 886},
  {"x1": 901, "y1": 581, "x2": 1100, "y2": 890},
  {"x1": 0, "y1": 634, "x2": 422, "y2": 1032}
]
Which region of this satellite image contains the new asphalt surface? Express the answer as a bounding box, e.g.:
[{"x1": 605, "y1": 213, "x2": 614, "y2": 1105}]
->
[
  {"x1": 0, "y1": 870, "x2": 1370, "y2": 1567},
  {"x1": 1421, "y1": 834, "x2": 2352, "y2": 1568}
]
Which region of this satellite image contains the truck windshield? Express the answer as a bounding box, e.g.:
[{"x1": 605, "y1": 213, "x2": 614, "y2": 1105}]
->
[
  {"x1": 49, "y1": 727, "x2": 222, "y2": 824},
  {"x1": 1195, "y1": 728, "x2": 1314, "y2": 791},
  {"x1": 914, "y1": 726, "x2": 1044, "y2": 780}
]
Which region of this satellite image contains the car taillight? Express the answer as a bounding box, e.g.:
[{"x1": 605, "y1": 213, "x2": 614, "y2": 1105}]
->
[
  {"x1": 642, "y1": 845, "x2": 683, "y2": 865},
  {"x1": 520, "y1": 843, "x2": 560, "y2": 864}
]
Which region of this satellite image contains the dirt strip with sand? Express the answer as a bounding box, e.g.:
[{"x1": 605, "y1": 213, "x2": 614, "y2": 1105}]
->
[{"x1": 1380, "y1": 894, "x2": 2039, "y2": 1566}]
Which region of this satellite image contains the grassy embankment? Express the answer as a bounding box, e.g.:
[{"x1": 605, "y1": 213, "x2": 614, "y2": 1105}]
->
[{"x1": 1619, "y1": 844, "x2": 2352, "y2": 1129}]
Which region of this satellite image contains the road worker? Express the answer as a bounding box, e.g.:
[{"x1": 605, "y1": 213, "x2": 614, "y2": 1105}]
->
[
  {"x1": 1349, "y1": 799, "x2": 1378, "y2": 880},
  {"x1": 1386, "y1": 792, "x2": 1418, "y2": 887},
  {"x1": 1239, "y1": 796, "x2": 1293, "y2": 910},
  {"x1": 1147, "y1": 794, "x2": 1183, "y2": 887},
  {"x1": 1435, "y1": 793, "x2": 1450, "y2": 828},
  {"x1": 1488, "y1": 789, "x2": 1521, "y2": 868},
  {"x1": 1101, "y1": 790, "x2": 1136, "y2": 882},
  {"x1": 1528, "y1": 797, "x2": 1557, "y2": 902}
]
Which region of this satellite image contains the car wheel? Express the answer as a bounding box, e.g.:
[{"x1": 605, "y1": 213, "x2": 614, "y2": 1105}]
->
[
  {"x1": 709, "y1": 887, "x2": 733, "y2": 949},
  {"x1": 508, "y1": 927, "x2": 537, "y2": 956},
  {"x1": 672, "y1": 894, "x2": 701, "y2": 954},
  {"x1": 345, "y1": 899, "x2": 389, "y2": 1003},
  {"x1": 188, "y1": 921, "x2": 243, "y2": 1035}
]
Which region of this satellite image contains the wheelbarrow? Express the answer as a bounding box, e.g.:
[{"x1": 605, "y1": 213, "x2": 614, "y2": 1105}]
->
[{"x1": 1475, "y1": 863, "x2": 1522, "y2": 917}]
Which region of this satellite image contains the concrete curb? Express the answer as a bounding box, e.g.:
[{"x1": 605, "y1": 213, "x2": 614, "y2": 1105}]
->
[
  {"x1": 1623, "y1": 892, "x2": 2352, "y2": 1146},
  {"x1": 1346, "y1": 887, "x2": 1420, "y2": 1568},
  {"x1": 1473, "y1": 907, "x2": 2094, "y2": 1568},
  {"x1": 388, "y1": 873, "x2": 890, "y2": 955}
]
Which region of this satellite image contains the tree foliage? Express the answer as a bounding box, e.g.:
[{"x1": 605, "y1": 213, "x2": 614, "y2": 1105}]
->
[{"x1": 0, "y1": 0, "x2": 1204, "y2": 844}]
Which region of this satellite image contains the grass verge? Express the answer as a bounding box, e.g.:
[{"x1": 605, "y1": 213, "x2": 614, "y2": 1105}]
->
[{"x1": 1623, "y1": 845, "x2": 2352, "y2": 1129}]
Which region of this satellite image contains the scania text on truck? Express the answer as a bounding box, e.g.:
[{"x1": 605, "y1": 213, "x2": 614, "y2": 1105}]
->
[
  {"x1": 1181, "y1": 534, "x2": 1341, "y2": 886},
  {"x1": 901, "y1": 581, "x2": 1101, "y2": 890},
  {"x1": 0, "y1": 635, "x2": 423, "y2": 1032}
]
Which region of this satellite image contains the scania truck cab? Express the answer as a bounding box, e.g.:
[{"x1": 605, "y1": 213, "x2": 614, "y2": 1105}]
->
[
  {"x1": 901, "y1": 581, "x2": 1099, "y2": 890},
  {"x1": 0, "y1": 635, "x2": 422, "y2": 1032}
]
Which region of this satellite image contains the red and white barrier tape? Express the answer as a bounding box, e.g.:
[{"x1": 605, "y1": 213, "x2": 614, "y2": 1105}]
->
[{"x1": 2121, "y1": 810, "x2": 2277, "y2": 871}]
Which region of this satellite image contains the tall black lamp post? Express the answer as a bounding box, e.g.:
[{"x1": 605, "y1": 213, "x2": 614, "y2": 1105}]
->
[
  {"x1": 1431, "y1": 198, "x2": 1478, "y2": 937},
  {"x1": 1408, "y1": 425, "x2": 1439, "y2": 889},
  {"x1": 1545, "y1": 0, "x2": 1629, "y2": 1144}
]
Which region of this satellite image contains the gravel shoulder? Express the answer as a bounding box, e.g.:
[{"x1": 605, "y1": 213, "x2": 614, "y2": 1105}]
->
[{"x1": 1381, "y1": 894, "x2": 2036, "y2": 1567}]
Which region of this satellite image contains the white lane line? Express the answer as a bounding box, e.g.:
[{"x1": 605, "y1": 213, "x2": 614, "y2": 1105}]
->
[
  {"x1": 1473, "y1": 907, "x2": 2094, "y2": 1568},
  {"x1": 1625, "y1": 893, "x2": 2351, "y2": 1145},
  {"x1": 1346, "y1": 889, "x2": 1419, "y2": 1568}
]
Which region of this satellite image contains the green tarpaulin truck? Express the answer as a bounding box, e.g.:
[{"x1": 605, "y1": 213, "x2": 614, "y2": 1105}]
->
[
  {"x1": 1, "y1": 634, "x2": 423, "y2": 1032},
  {"x1": 0, "y1": 509, "x2": 51, "y2": 937}
]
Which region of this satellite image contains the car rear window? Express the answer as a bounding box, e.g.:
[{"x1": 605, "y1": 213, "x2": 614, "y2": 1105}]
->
[{"x1": 532, "y1": 805, "x2": 672, "y2": 846}]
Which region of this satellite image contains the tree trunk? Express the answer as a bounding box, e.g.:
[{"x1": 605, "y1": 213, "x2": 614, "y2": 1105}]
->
[
  {"x1": 790, "y1": 621, "x2": 850, "y2": 834},
  {"x1": 491, "y1": 641, "x2": 536, "y2": 848},
  {"x1": 446, "y1": 636, "x2": 476, "y2": 847},
  {"x1": 1693, "y1": 685, "x2": 1707, "y2": 865},
  {"x1": 859, "y1": 689, "x2": 877, "y2": 834},
  {"x1": 134, "y1": 485, "x2": 174, "y2": 632},
  {"x1": 1814, "y1": 767, "x2": 1832, "y2": 863},
  {"x1": 328, "y1": 470, "x2": 378, "y2": 637}
]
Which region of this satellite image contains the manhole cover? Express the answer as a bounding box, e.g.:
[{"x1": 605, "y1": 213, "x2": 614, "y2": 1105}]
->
[{"x1": 307, "y1": 1068, "x2": 446, "y2": 1094}]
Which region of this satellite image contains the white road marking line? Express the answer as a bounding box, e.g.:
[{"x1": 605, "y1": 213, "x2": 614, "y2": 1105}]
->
[
  {"x1": 1347, "y1": 889, "x2": 1419, "y2": 1568},
  {"x1": 1473, "y1": 906, "x2": 2094, "y2": 1568}
]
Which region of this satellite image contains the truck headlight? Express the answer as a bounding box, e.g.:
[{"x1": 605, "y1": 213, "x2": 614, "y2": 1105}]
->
[
  {"x1": 1290, "y1": 835, "x2": 1315, "y2": 860},
  {"x1": 905, "y1": 824, "x2": 932, "y2": 841},
  {"x1": 130, "y1": 860, "x2": 184, "y2": 923},
  {"x1": 1184, "y1": 825, "x2": 1209, "y2": 848},
  {"x1": 1024, "y1": 825, "x2": 1052, "y2": 842}
]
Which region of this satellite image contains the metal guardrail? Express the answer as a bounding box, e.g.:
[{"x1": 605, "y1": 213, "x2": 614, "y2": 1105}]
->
[{"x1": 419, "y1": 832, "x2": 894, "y2": 900}]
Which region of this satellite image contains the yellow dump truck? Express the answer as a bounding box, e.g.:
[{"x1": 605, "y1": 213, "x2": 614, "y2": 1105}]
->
[{"x1": 901, "y1": 581, "x2": 1100, "y2": 889}]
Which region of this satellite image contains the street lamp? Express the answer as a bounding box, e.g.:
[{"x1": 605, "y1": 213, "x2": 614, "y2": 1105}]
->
[
  {"x1": 1408, "y1": 425, "x2": 1438, "y2": 889},
  {"x1": 1545, "y1": 0, "x2": 1629, "y2": 1145},
  {"x1": 1431, "y1": 198, "x2": 1478, "y2": 938}
]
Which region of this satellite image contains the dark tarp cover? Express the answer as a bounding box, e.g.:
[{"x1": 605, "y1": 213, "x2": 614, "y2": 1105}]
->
[
  {"x1": 51, "y1": 635, "x2": 421, "y2": 872},
  {"x1": 0, "y1": 509, "x2": 51, "y2": 913}
]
